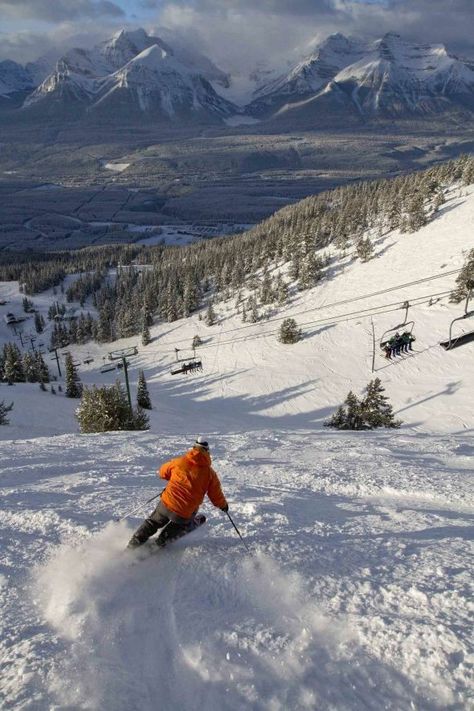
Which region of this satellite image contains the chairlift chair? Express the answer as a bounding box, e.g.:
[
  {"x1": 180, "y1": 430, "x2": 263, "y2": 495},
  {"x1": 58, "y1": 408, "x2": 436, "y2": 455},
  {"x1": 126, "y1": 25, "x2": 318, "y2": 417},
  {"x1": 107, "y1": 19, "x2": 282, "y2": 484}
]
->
[
  {"x1": 379, "y1": 301, "x2": 415, "y2": 350},
  {"x1": 170, "y1": 359, "x2": 203, "y2": 375},
  {"x1": 100, "y1": 364, "x2": 117, "y2": 374},
  {"x1": 440, "y1": 289, "x2": 474, "y2": 350}
]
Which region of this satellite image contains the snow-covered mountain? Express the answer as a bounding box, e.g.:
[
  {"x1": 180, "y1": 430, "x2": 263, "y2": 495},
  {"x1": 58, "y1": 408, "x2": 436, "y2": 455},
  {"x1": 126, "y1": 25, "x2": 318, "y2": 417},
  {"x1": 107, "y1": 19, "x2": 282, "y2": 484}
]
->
[
  {"x1": 330, "y1": 33, "x2": 474, "y2": 116},
  {"x1": 0, "y1": 59, "x2": 35, "y2": 98},
  {"x1": 23, "y1": 28, "x2": 237, "y2": 122},
  {"x1": 250, "y1": 33, "x2": 365, "y2": 115},
  {"x1": 3, "y1": 29, "x2": 474, "y2": 124},
  {"x1": 249, "y1": 32, "x2": 474, "y2": 120},
  {"x1": 91, "y1": 45, "x2": 236, "y2": 121}
]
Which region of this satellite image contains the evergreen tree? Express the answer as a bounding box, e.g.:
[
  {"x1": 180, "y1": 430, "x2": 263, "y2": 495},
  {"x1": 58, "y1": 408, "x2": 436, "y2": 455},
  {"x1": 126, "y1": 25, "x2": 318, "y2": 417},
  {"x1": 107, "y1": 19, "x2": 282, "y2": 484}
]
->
[
  {"x1": 298, "y1": 253, "x2": 323, "y2": 290},
  {"x1": 76, "y1": 382, "x2": 148, "y2": 433},
  {"x1": 406, "y1": 193, "x2": 427, "y2": 232},
  {"x1": 0, "y1": 400, "x2": 13, "y2": 424},
  {"x1": 22, "y1": 296, "x2": 34, "y2": 313},
  {"x1": 356, "y1": 236, "x2": 375, "y2": 263},
  {"x1": 360, "y1": 378, "x2": 402, "y2": 429},
  {"x1": 344, "y1": 391, "x2": 364, "y2": 430},
  {"x1": 141, "y1": 320, "x2": 151, "y2": 346},
  {"x1": 3, "y1": 343, "x2": 24, "y2": 384},
  {"x1": 275, "y1": 273, "x2": 289, "y2": 305},
  {"x1": 34, "y1": 312, "x2": 45, "y2": 334},
  {"x1": 278, "y1": 318, "x2": 302, "y2": 344},
  {"x1": 23, "y1": 352, "x2": 37, "y2": 382},
  {"x1": 35, "y1": 352, "x2": 50, "y2": 384},
  {"x1": 205, "y1": 302, "x2": 217, "y2": 326},
  {"x1": 326, "y1": 382, "x2": 401, "y2": 430},
  {"x1": 247, "y1": 295, "x2": 259, "y2": 323},
  {"x1": 324, "y1": 405, "x2": 346, "y2": 429},
  {"x1": 65, "y1": 352, "x2": 82, "y2": 398},
  {"x1": 192, "y1": 335, "x2": 203, "y2": 349},
  {"x1": 450, "y1": 249, "x2": 474, "y2": 303},
  {"x1": 137, "y1": 369, "x2": 152, "y2": 410}
]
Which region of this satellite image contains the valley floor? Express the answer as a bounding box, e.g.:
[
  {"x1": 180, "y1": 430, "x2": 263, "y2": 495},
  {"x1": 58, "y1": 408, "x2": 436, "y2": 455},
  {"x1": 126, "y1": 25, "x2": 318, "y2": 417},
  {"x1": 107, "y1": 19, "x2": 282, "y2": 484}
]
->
[{"x1": 1, "y1": 430, "x2": 472, "y2": 710}]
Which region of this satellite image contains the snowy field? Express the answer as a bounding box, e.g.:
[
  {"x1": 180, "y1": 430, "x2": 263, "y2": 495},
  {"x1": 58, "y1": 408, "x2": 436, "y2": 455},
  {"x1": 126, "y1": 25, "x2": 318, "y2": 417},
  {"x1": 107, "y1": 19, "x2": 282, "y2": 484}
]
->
[
  {"x1": 0, "y1": 183, "x2": 473, "y2": 709},
  {"x1": 1, "y1": 431, "x2": 473, "y2": 710}
]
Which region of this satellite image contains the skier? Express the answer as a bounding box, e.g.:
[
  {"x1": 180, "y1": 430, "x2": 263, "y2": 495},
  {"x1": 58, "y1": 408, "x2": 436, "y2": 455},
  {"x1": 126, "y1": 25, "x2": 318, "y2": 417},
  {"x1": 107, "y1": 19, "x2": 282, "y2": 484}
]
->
[{"x1": 127, "y1": 436, "x2": 228, "y2": 549}]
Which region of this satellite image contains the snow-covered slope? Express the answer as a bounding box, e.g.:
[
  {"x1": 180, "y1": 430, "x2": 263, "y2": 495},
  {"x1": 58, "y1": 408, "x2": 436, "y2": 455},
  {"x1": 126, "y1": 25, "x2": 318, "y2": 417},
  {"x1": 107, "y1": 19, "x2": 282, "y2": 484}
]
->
[
  {"x1": 2, "y1": 183, "x2": 473, "y2": 441},
  {"x1": 0, "y1": 182, "x2": 473, "y2": 710},
  {"x1": 1, "y1": 429, "x2": 472, "y2": 709}
]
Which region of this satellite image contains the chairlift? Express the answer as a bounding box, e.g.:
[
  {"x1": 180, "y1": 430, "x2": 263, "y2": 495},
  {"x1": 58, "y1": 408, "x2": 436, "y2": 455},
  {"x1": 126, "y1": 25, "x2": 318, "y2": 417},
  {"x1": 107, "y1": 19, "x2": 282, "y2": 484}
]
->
[
  {"x1": 108, "y1": 346, "x2": 138, "y2": 361},
  {"x1": 100, "y1": 363, "x2": 117, "y2": 374},
  {"x1": 174, "y1": 346, "x2": 197, "y2": 363},
  {"x1": 379, "y1": 301, "x2": 415, "y2": 350},
  {"x1": 440, "y1": 288, "x2": 474, "y2": 350},
  {"x1": 83, "y1": 357, "x2": 94, "y2": 365},
  {"x1": 170, "y1": 359, "x2": 203, "y2": 376}
]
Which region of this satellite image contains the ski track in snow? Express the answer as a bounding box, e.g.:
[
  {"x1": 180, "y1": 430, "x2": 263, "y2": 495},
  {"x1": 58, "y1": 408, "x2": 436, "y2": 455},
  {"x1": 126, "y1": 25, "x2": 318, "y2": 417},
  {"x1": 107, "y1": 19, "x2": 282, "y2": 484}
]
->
[{"x1": 1, "y1": 431, "x2": 473, "y2": 710}]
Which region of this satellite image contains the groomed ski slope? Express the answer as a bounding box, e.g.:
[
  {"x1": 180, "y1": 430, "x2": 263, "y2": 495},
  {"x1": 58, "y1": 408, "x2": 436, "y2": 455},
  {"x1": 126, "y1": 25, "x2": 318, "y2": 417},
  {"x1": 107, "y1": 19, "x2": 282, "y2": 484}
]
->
[
  {"x1": 1, "y1": 431, "x2": 473, "y2": 710},
  {"x1": 0, "y1": 182, "x2": 473, "y2": 710}
]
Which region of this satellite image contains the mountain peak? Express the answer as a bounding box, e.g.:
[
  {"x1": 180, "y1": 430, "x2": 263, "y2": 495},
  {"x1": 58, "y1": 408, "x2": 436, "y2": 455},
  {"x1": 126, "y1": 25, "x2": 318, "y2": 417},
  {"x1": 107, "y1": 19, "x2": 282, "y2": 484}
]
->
[{"x1": 112, "y1": 28, "x2": 150, "y2": 46}]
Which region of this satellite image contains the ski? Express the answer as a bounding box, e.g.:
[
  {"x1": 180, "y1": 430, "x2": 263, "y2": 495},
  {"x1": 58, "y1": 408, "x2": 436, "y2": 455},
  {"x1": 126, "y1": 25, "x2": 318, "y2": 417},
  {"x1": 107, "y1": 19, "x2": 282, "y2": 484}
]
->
[{"x1": 131, "y1": 514, "x2": 207, "y2": 559}]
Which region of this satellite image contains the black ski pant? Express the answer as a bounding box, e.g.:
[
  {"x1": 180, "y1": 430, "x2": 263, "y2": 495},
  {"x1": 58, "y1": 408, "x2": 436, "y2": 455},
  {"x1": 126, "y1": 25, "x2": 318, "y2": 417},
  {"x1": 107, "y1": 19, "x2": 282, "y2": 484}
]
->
[{"x1": 128, "y1": 500, "x2": 194, "y2": 548}]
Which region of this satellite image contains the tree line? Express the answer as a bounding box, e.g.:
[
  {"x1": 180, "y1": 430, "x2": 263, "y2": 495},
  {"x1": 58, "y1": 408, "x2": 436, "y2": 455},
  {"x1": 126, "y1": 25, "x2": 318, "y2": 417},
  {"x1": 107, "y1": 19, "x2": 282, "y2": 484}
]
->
[{"x1": 0, "y1": 155, "x2": 472, "y2": 348}]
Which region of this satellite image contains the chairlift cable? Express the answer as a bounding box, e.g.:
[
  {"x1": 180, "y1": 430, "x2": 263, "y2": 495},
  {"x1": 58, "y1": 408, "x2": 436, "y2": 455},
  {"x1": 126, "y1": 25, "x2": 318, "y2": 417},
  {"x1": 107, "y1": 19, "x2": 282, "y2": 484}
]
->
[
  {"x1": 147, "y1": 269, "x2": 461, "y2": 351},
  {"x1": 148, "y1": 288, "x2": 453, "y2": 356}
]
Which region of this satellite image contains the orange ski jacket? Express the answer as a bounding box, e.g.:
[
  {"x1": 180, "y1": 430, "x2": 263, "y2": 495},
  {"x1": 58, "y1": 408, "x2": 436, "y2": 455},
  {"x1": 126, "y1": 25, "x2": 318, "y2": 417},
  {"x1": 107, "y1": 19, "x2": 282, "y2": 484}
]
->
[{"x1": 158, "y1": 448, "x2": 227, "y2": 519}]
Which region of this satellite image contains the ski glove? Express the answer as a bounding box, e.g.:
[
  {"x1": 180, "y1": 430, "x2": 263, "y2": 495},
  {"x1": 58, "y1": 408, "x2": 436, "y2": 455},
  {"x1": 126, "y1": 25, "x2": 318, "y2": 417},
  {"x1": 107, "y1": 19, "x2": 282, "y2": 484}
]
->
[{"x1": 220, "y1": 504, "x2": 229, "y2": 513}]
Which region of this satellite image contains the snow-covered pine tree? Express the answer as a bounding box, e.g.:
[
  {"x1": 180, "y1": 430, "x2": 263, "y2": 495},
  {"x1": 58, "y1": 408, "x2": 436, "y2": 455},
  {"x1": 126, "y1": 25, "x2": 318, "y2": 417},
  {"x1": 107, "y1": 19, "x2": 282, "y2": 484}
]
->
[
  {"x1": 406, "y1": 193, "x2": 427, "y2": 233},
  {"x1": 34, "y1": 312, "x2": 45, "y2": 334},
  {"x1": 275, "y1": 273, "x2": 289, "y2": 305},
  {"x1": 450, "y1": 249, "x2": 474, "y2": 303},
  {"x1": 137, "y1": 369, "x2": 152, "y2": 410},
  {"x1": 278, "y1": 318, "x2": 302, "y2": 344},
  {"x1": 298, "y1": 252, "x2": 323, "y2": 290},
  {"x1": 141, "y1": 320, "x2": 151, "y2": 346},
  {"x1": 76, "y1": 382, "x2": 147, "y2": 433},
  {"x1": 356, "y1": 236, "x2": 374, "y2": 263},
  {"x1": 360, "y1": 378, "x2": 401, "y2": 429},
  {"x1": 192, "y1": 335, "x2": 203, "y2": 349},
  {"x1": 344, "y1": 391, "x2": 364, "y2": 430},
  {"x1": 65, "y1": 352, "x2": 82, "y2": 398},
  {"x1": 0, "y1": 400, "x2": 13, "y2": 425},
  {"x1": 205, "y1": 302, "x2": 217, "y2": 326},
  {"x1": 326, "y1": 382, "x2": 401, "y2": 430},
  {"x1": 23, "y1": 352, "x2": 37, "y2": 382},
  {"x1": 324, "y1": 405, "x2": 346, "y2": 429},
  {"x1": 247, "y1": 295, "x2": 259, "y2": 323},
  {"x1": 3, "y1": 343, "x2": 24, "y2": 384},
  {"x1": 35, "y1": 352, "x2": 50, "y2": 384}
]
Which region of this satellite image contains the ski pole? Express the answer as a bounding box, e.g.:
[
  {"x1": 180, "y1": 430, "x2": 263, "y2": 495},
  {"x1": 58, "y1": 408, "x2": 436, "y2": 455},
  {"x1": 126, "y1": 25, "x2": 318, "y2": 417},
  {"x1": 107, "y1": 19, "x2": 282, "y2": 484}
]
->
[
  {"x1": 225, "y1": 511, "x2": 251, "y2": 553},
  {"x1": 114, "y1": 490, "x2": 163, "y2": 522}
]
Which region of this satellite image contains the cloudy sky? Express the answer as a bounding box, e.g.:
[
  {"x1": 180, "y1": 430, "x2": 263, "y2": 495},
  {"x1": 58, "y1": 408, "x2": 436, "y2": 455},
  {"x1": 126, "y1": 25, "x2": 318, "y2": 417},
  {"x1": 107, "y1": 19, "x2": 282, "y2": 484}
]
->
[{"x1": 1, "y1": 0, "x2": 473, "y2": 69}]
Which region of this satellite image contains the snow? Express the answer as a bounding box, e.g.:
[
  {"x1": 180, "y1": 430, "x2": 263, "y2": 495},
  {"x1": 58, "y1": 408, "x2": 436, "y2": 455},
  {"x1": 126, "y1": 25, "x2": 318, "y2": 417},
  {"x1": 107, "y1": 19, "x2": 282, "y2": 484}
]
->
[
  {"x1": 1, "y1": 432, "x2": 472, "y2": 709},
  {"x1": 102, "y1": 162, "x2": 130, "y2": 173},
  {"x1": 225, "y1": 115, "x2": 261, "y2": 127},
  {"x1": 0, "y1": 183, "x2": 473, "y2": 709}
]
